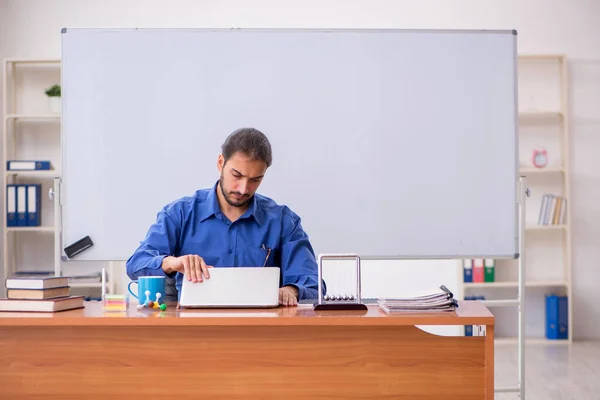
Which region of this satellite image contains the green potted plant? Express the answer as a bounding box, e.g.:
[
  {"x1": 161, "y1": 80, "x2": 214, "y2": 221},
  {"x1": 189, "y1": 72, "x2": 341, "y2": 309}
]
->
[{"x1": 45, "y1": 84, "x2": 61, "y2": 113}]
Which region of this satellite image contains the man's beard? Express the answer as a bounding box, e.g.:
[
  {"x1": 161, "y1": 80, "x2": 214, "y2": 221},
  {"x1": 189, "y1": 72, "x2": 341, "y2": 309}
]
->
[{"x1": 219, "y1": 175, "x2": 252, "y2": 208}]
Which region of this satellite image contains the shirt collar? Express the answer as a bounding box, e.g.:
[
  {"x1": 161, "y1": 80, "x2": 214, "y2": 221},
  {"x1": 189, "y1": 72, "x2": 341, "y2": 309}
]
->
[{"x1": 198, "y1": 181, "x2": 264, "y2": 225}]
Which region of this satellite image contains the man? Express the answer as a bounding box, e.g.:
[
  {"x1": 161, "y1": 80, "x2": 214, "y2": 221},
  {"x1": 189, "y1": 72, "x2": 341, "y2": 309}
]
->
[{"x1": 126, "y1": 127, "x2": 322, "y2": 306}]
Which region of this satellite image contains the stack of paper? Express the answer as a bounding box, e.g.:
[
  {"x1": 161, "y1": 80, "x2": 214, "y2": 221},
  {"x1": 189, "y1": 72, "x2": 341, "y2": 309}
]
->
[{"x1": 377, "y1": 285, "x2": 458, "y2": 314}]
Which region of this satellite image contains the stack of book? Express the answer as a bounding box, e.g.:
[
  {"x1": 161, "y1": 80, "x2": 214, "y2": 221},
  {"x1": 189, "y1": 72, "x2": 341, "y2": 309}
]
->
[
  {"x1": 377, "y1": 285, "x2": 458, "y2": 314},
  {"x1": 0, "y1": 276, "x2": 84, "y2": 312}
]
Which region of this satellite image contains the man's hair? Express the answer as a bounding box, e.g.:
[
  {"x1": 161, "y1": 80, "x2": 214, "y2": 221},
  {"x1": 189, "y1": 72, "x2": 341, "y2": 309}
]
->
[{"x1": 221, "y1": 127, "x2": 272, "y2": 167}]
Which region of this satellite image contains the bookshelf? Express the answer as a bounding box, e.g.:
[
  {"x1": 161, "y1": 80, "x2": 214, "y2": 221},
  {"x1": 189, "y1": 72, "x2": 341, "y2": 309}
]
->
[
  {"x1": 2, "y1": 59, "x2": 115, "y2": 298},
  {"x1": 461, "y1": 54, "x2": 573, "y2": 343}
]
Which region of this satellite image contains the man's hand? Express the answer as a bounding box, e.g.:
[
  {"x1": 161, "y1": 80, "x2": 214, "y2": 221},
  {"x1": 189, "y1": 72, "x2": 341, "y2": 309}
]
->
[
  {"x1": 279, "y1": 285, "x2": 299, "y2": 307},
  {"x1": 161, "y1": 255, "x2": 212, "y2": 283}
]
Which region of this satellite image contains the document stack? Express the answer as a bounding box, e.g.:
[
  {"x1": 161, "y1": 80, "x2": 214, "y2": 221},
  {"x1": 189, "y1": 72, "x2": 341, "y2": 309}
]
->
[
  {"x1": 377, "y1": 285, "x2": 458, "y2": 314},
  {"x1": 0, "y1": 276, "x2": 84, "y2": 312}
]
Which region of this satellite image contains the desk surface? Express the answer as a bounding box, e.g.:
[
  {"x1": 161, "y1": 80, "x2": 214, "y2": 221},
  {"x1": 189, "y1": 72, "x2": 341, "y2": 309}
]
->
[{"x1": 0, "y1": 300, "x2": 493, "y2": 327}]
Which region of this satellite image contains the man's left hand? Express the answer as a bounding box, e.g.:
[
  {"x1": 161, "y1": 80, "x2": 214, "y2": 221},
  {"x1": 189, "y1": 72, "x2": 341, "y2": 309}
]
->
[{"x1": 279, "y1": 286, "x2": 298, "y2": 307}]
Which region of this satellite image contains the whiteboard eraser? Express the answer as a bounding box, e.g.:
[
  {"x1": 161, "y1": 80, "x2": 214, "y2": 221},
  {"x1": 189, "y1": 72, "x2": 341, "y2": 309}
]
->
[{"x1": 64, "y1": 236, "x2": 93, "y2": 259}]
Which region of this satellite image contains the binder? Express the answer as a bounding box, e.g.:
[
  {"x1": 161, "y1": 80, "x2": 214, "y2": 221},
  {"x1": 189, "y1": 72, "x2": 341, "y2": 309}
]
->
[
  {"x1": 538, "y1": 194, "x2": 548, "y2": 225},
  {"x1": 553, "y1": 197, "x2": 562, "y2": 225},
  {"x1": 544, "y1": 194, "x2": 555, "y2": 225},
  {"x1": 463, "y1": 259, "x2": 473, "y2": 282},
  {"x1": 559, "y1": 198, "x2": 567, "y2": 224},
  {"x1": 464, "y1": 325, "x2": 473, "y2": 336},
  {"x1": 484, "y1": 259, "x2": 495, "y2": 282},
  {"x1": 546, "y1": 294, "x2": 568, "y2": 339},
  {"x1": 26, "y1": 184, "x2": 41, "y2": 226},
  {"x1": 6, "y1": 185, "x2": 17, "y2": 227},
  {"x1": 16, "y1": 185, "x2": 27, "y2": 226},
  {"x1": 472, "y1": 259, "x2": 484, "y2": 283},
  {"x1": 6, "y1": 160, "x2": 51, "y2": 170}
]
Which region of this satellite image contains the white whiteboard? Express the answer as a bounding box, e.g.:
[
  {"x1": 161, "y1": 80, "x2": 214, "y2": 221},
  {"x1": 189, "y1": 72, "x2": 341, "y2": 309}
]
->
[{"x1": 61, "y1": 28, "x2": 519, "y2": 261}]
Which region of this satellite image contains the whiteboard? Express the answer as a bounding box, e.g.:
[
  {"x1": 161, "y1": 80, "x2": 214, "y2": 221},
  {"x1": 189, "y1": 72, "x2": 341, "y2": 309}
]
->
[{"x1": 60, "y1": 28, "x2": 519, "y2": 261}]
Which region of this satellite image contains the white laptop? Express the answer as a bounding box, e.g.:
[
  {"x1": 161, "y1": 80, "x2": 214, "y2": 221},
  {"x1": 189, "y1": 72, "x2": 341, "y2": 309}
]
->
[{"x1": 179, "y1": 267, "x2": 280, "y2": 308}]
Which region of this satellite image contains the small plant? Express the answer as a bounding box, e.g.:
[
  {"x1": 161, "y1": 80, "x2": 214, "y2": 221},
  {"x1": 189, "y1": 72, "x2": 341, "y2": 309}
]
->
[{"x1": 45, "y1": 84, "x2": 61, "y2": 97}]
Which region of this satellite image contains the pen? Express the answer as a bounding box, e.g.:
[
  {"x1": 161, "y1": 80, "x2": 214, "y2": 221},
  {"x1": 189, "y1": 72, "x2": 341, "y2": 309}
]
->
[{"x1": 261, "y1": 244, "x2": 272, "y2": 268}]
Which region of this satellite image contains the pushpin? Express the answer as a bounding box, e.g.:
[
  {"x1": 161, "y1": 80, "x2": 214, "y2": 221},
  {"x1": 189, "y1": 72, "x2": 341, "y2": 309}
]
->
[{"x1": 152, "y1": 293, "x2": 162, "y2": 308}]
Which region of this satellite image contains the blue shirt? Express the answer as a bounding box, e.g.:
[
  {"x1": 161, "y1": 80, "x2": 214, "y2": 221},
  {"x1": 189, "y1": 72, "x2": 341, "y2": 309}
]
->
[{"x1": 126, "y1": 181, "x2": 323, "y2": 300}]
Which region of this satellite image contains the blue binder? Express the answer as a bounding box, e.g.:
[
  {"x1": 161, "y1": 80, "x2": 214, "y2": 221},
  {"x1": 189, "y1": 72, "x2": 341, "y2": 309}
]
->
[
  {"x1": 546, "y1": 294, "x2": 568, "y2": 339},
  {"x1": 6, "y1": 184, "x2": 17, "y2": 227},
  {"x1": 16, "y1": 185, "x2": 27, "y2": 226},
  {"x1": 6, "y1": 160, "x2": 51, "y2": 170},
  {"x1": 463, "y1": 259, "x2": 473, "y2": 282},
  {"x1": 26, "y1": 184, "x2": 41, "y2": 226}
]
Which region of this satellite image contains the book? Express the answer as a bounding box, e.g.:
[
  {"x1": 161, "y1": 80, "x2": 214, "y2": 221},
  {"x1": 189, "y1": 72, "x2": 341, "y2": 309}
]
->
[
  {"x1": 377, "y1": 285, "x2": 458, "y2": 314},
  {"x1": 7, "y1": 286, "x2": 70, "y2": 300},
  {"x1": 5, "y1": 276, "x2": 69, "y2": 290},
  {"x1": 0, "y1": 296, "x2": 84, "y2": 312}
]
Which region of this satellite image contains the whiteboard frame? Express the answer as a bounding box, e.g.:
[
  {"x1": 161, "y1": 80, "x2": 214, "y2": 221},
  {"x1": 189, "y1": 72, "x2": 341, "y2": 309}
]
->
[{"x1": 59, "y1": 27, "x2": 520, "y2": 261}]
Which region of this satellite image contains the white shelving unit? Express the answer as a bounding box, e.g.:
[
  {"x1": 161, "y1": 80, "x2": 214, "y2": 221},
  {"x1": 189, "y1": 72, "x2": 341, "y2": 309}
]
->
[
  {"x1": 462, "y1": 54, "x2": 572, "y2": 344},
  {"x1": 2, "y1": 58, "x2": 115, "y2": 297}
]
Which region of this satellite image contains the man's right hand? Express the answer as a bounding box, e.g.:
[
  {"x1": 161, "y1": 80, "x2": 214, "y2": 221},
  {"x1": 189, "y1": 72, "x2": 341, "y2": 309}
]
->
[{"x1": 161, "y1": 255, "x2": 212, "y2": 283}]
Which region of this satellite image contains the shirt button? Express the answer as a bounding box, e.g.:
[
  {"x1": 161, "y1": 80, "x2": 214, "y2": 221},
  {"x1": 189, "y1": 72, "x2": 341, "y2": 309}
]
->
[{"x1": 228, "y1": 249, "x2": 232, "y2": 254}]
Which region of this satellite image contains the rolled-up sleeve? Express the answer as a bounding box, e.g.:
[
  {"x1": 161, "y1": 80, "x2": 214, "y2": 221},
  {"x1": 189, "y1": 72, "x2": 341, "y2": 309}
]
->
[
  {"x1": 279, "y1": 211, "x2": 323, "y2": 300},
  {"x1": 126, "y1": 208, "x2": 180, "y2": 280}
]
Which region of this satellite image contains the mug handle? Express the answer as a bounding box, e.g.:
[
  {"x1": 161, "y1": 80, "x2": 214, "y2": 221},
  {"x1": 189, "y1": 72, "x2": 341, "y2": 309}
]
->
[{"x1": 127, "y1": 281, "x2": 138, "y2": 300}]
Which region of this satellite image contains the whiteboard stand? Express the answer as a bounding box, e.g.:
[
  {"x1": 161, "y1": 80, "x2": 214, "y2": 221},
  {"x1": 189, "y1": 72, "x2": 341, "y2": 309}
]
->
[
  {"x1": 51, "y1": 178, "x2": 61, "y2": 278},
  {"x1": 485, "y1": 176, "x2": 529, "y2": 398},
  {"x1": 314, "y1": 254, "x2": 368, "y2": 311}
]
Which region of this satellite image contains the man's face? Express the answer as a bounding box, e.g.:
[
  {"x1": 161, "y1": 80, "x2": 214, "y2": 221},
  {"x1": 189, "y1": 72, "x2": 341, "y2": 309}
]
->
[{"x1": 217, "y1": 151, "x2": 267, "y2": 207}]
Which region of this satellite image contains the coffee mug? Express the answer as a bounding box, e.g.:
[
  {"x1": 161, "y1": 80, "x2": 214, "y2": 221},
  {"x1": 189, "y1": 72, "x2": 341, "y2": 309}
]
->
[{"x1": 128, "y1": 276, "x2": 166, "y2": 305}]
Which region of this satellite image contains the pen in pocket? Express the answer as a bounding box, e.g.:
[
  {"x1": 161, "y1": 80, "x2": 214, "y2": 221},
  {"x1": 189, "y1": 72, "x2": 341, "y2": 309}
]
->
[{"x1": 261, "y1": 244, "x2": 272, "y2": 268}]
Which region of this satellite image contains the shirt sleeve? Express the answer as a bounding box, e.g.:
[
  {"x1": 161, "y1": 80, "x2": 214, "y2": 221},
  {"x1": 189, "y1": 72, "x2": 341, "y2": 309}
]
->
[
  {"x1": 126, "y1": 207, "x2": 180, "y2": 280},
  {"x1": 279, "y1": 210, "x2": 323, "y2": 300}
]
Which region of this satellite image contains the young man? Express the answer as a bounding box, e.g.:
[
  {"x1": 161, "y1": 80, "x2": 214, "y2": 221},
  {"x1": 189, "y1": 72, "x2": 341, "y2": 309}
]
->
[{"x1": 126, "y1": 127, "x2": 321, "y2": 306}]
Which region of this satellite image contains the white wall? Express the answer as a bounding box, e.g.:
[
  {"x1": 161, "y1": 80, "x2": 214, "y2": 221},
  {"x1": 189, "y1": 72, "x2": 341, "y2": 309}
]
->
[{"x1": 0, "y1": 0, "x2": 599, "y2": 339}]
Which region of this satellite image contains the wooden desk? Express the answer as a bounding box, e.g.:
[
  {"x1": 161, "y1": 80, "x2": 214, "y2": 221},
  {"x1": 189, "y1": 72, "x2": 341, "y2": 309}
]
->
[{"x1": 0, "y1": 300, "x2": 494, "y2": 399}]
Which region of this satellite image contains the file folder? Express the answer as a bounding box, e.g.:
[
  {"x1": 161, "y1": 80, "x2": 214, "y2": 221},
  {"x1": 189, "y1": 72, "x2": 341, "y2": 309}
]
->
[
  {"x1": 463, "y1": 259, "x2": 473, "y2": 282},
  {"x1": 26, "y1": 184, "x2": 41, "y2": 226},
  {"x1": 6, "y1": 160, "x2": 51, "y2": 170},
  {"x1": 546, "y1": 294, "x2": 568, "y2": 339},
  {"x1": 16, "y1": 185, "x2": 27, "y2": 226},
  {"x1": 484, "y1": 259, "x2": 495, "y2": 282},
  {"x1": 6, "y1": 185, "x2": 17, "y2": 227},
  {"x1": 473, "y1": 258, "x2": 484, "y2": 282}
]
